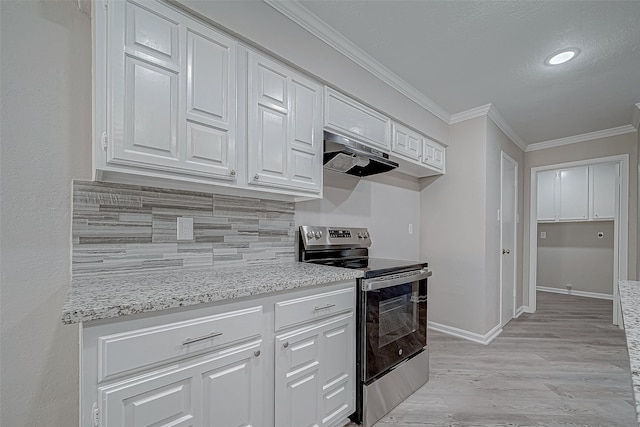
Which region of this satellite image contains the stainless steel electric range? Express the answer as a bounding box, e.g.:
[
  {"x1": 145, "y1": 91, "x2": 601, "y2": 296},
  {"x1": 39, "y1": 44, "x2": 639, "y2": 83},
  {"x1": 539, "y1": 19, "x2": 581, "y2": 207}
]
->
[{"x1": 298, "y1": 226, "x2": 431, "y2": 427}]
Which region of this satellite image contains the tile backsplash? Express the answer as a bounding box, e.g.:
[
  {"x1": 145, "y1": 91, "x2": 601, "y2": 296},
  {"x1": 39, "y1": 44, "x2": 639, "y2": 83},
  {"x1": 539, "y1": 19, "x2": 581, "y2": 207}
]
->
[{"x1": 72, "y1": 180, "x2": 295, "y2": 276}]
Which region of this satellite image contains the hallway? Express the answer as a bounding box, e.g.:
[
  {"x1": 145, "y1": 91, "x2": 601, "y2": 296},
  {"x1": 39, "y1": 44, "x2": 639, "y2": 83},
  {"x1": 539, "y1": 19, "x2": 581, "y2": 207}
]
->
[{"x1": 376, "y1": 292, "x2": 636, "y2": 426}]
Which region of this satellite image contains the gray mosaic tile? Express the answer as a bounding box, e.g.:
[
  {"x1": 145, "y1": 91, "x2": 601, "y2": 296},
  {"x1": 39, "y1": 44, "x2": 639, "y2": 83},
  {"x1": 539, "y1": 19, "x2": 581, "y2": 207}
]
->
[{"x1": 71, "y1": 180, "x2": 296, "y2": 275}]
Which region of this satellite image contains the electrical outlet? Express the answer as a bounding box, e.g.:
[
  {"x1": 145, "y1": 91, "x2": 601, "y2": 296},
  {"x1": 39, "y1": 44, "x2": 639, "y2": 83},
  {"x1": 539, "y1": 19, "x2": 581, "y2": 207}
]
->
[{"x1": 177, "y1": 217, "x2": 194, "y2": 241}]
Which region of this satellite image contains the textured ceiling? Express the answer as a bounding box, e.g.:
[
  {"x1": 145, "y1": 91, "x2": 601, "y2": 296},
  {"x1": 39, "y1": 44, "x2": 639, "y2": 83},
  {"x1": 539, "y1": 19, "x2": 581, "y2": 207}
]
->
[{"x1": 295, "y1": 0, "x2": 640, "y2": 145}]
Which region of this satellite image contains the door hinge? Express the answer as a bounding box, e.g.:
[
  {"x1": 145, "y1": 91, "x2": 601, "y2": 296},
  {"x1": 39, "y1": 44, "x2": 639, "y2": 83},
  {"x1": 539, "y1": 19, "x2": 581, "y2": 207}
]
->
[
  {"x1": 91, "y1": 402, "x2": 100, "y2": 427},
  {"x1": 101, "y1": 132, "x2": 108, "y2": 151}
]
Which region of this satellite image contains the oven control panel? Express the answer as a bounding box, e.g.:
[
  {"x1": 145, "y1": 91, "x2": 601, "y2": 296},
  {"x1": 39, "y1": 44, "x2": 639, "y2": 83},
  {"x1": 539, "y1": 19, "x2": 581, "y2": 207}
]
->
[{"x1": 299, "y1": 225, "x2": 371, "y2": 248}]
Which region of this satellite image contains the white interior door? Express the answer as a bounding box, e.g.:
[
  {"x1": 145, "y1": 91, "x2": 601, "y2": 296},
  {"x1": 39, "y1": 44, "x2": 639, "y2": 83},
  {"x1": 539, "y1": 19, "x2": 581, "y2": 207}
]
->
[{"x1": 501, "y1": 153, "x2": 517, "y2": 327}]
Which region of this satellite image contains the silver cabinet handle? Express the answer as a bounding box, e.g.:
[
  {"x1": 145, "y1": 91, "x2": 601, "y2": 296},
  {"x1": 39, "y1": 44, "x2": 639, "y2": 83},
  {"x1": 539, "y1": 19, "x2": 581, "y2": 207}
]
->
[
  {"x1": 314, "y1": 304, "x2": 336, "y2": 311},
  {"x1": 283, "y1": 341, "x2": 289, "y2": 348},
  {"x1": 254, "y1": 174, "x2": 259, "y2": 180},
  {"x1": 502, "y1": 249, "x2": 511, "y2": 255},
  {"x1": 254, "y1": 350, "x2": 261, "y2": 357},
  {"x1": 230, "y1": 169, "x2": 236, "y2": 176},
  {"x1": 182, "y1": 331, "x2": 223, "y2": 346}
]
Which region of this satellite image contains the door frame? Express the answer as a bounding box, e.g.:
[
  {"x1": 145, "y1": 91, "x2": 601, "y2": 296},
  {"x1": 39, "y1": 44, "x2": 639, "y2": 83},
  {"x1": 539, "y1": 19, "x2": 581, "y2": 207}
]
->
[
  {"x1": 500, "y1": 152, "x2": 518, "y2": 327},
  {"x1": 528, "y1": 154, "x2": 629, "y2": 325}
]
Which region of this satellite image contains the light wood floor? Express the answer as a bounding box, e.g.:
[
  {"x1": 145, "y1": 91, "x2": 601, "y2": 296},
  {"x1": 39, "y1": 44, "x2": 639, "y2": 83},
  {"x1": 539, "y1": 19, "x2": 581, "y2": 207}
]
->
[{"x1": 374, "y1": 291, "x2": 636, "y2": 426}]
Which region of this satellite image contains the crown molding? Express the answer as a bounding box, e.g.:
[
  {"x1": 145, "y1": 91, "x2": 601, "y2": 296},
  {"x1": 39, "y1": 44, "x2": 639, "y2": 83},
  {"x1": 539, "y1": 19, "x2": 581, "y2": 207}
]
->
[
  {"x1": 526, "y1": 125, "x2": 637, "y2": 152},
  {"x1": 449, "y1": 104, "x2": 492, "y2": 124},
  {"x1": 632, "y1": 103, "x2": 640, "y2": 130},
  {"x1": 263, "y1": 0, "x2": 451, "y2": 123},
  {"x1": 450, "y1": 104, "x2": 527, "y2": 151},
  {"x1": 486, "y1": 105, "x2": 527, "y2": 151}
]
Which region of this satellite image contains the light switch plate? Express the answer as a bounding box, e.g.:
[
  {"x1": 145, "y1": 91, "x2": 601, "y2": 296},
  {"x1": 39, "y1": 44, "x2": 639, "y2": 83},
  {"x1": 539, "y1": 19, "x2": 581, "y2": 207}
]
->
[
  {"x1": 177, "y1": 217, "x2": 194, "y2": 241},
  {"x1": 540, "y1": 231, "x2": 546, "y2": 239}
]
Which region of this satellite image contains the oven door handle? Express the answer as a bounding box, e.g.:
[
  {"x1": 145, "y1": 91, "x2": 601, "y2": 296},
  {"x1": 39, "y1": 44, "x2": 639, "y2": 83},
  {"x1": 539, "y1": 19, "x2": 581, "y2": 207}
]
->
[{"x1": 362, "y1": 269, "x2": 432, "y2": 291}]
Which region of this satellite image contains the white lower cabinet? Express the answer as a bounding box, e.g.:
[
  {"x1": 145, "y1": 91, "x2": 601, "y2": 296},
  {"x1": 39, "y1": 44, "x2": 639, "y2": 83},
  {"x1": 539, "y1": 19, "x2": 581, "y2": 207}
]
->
[
  {"x1": 274, "y1": 288, "x2": 355, "y2": 427},
  {"x1": 98, "y1": 340, "x2": 262, "y2": 427},
  {"x1": 81, "y1": 280, "x2": 355, "y2": 427}
]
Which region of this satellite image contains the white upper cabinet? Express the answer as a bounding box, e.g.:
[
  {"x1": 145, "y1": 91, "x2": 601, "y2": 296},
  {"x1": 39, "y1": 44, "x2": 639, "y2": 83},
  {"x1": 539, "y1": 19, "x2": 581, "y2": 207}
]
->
[
  {"x1": 324, "y1": 88, "x2": 391, "y2": 151},
  {"x1": 422, "y1": 137, "x2": 445, "y2": 172},
  {"x1": 102, "y1": 0, "x2": 237, "y2": 181},
  {"x1": 590, "y1": 162, "x2": 618, "y2": 220},
  {"x1": 389, "y1": 122, "x2": 446, "y2": 176},
  {"x1": 537, "y1": 164, "x2": 617, "y2": 222},
  {"x1": 247, "y1": 51, "x2": 323, "y2": 195},
  {"x1": 558, "y1": 166, "x2": 589, "y2": 221},
  {"x1": 391, "y1": 122, "x2": 422, "y2": 161},
  {"x1": 537, "y1": 169, "x2": 557, "y2": 221}
]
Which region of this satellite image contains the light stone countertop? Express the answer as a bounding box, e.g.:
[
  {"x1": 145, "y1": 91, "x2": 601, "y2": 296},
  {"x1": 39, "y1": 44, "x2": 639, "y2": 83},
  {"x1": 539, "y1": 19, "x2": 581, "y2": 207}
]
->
[
  {"x1": 61, "y1": 262, "x2": 363, "y2": 325},
  {"x1": 618, "y1": 280, "x2": 640, "y2": 426}
]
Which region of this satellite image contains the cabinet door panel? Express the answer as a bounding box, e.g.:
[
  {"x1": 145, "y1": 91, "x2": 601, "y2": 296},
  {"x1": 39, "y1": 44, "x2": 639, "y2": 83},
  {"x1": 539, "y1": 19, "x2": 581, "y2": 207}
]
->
[
  {"x1": 276, "y1": 329, "x2": 322, "y2": 427},
  {"x1": 537, "y1": 170, "x2": 556, "y2": 221},
  {"x1": 186, "y1": 31, "x2": 230, "y2": 124},
  {"x1": 185, "y1": 122, "x2": 230, "y2": 173},
  {"x1": 392, "y1": 123, "x2": 421, "y2": 161},
  {"x1": 321, "y1": 316, "x2": 354, "y2": 426},
  {"x1": 422, "y1": 138, "x2": 445, "y2": 171},
  {"x1": 101, "y1": 370, "x2": 194, "y2": 427},
  {"x1": 255, "y1": 107, "x2": 288, "y2": 180},
  {"x1": 559, "y1": 166, "x2": 589, "y2": 221},
  {"x1": 202, "y1": 353, "x2": 260, "y2": 427},
  {"x1": 112, "y1": 57, "x2": 179, "y2": 167},
  {"x1": 591, "y1": 163, "x2": 617, "y2": 220},
  {"x1": 290, "y1": 148, "x2": 319, "y2": 189},
  {"x1": 126, "y1": 1, "x2": 179, "y2": 64},
  {"x1": 184, "y1": 27, "x2": 236, "y2": 179},
  {"x1": 257, "y1": 63, "x2": 288, "y2": 111},
  {"x1": 325, "y1": 88, "x2": 390, "y2": 150}
]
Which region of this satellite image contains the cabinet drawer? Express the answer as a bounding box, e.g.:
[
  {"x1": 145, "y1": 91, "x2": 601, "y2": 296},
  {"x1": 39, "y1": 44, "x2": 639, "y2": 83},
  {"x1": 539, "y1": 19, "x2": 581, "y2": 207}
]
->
[
  {"x1": 98, "y1": 306, "x2": 262, "y2": 381},
  {"x1": 275, "y1": 286, "x2": 354, "y2": 331}
]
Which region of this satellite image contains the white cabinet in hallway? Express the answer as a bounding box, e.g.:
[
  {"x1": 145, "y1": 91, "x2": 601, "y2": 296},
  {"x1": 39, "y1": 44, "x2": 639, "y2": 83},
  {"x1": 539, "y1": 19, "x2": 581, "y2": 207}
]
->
[
  {"x1": 590, "y1": 162, "x2": 618, "y2": 220},
  {"x1": 537, "y1": 166, "x2": 589, "y2": 221},
  {"x1": 247, "y1": 52, "x2": 323, "y2": 195}
]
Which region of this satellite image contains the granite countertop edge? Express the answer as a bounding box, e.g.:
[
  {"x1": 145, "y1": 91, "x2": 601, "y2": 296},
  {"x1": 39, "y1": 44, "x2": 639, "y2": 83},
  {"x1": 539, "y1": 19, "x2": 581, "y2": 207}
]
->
[
  {"x1": 62, "y1": 262, "x2": 363, "y2": 325},
  {"x1": 618, "y1": 280, "x2": 640, "y2": 427}
]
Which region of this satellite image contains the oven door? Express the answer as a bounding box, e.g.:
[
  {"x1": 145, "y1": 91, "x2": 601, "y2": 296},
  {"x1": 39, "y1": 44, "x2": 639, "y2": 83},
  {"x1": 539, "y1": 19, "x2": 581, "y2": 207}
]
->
[{"x1": 361, "y1": 269, "x2": 430, "y2": 383}]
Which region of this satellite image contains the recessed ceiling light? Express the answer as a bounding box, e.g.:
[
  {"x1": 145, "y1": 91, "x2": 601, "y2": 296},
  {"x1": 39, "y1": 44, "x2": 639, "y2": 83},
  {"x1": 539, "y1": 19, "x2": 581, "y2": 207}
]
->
[{"x1": 545, "y1": 48, "x2": 580, "y2": 66}]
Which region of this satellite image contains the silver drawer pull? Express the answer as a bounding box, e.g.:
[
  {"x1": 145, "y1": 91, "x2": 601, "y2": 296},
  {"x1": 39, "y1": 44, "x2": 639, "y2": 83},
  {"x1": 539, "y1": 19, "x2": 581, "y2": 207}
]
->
[
  {"x1": 182, "y1": 331, "x2": 223, "y2": 346},
  {"x1": 314, "y1": 304, "x2": 336, "y2": 311},
  {"x1": 283, "y1": 341, "x2": 289, "y2": 348}
]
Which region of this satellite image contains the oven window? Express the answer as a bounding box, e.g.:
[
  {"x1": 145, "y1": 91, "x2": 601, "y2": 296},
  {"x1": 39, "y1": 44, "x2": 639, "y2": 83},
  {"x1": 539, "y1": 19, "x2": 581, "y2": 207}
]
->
[{"x1": 378, "y1": 293, "x2": 418, "y2": 347}]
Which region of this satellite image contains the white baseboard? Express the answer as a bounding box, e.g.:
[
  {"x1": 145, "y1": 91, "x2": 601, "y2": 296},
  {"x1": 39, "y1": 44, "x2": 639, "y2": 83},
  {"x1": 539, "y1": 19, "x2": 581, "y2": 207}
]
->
[
  {"x1": 427, "y1": 321, "x2": 502, "y2": 345},
  {"x1": 515, "y1": 305, "x2": 527, "y2": 317},
  {"x1": 536, "y1": 286, "x2": 613, "y2": 301}
]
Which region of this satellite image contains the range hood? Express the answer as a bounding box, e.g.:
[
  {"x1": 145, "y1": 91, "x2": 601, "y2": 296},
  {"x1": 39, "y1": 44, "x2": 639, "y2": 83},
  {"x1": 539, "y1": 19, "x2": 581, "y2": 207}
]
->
[{"x1": 323, "y1": 131, "x2": 398, "y2": 177}]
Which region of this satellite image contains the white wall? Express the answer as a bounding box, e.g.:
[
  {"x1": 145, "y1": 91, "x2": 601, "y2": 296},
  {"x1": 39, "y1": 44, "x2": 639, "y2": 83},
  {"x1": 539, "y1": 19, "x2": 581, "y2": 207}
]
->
[
  {"x1": 537, "y1": 222, "x2": 614, "y2": 295},
  {"x1": 296, "y1": 171, "x2": 421, "y2": 261},
  {"x1": 420, "y1": 116, "x2": 488, "y2": 334},
  {"x1": 0, "y1": 1, "x2": 92, "y2": 425}
]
